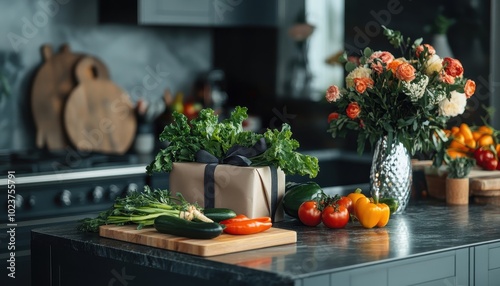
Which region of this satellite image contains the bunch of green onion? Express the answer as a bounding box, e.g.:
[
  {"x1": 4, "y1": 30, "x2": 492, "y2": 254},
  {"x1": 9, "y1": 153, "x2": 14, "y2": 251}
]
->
[{"x1": 77, "y1": 186, "x2": 209, "y2": 232}]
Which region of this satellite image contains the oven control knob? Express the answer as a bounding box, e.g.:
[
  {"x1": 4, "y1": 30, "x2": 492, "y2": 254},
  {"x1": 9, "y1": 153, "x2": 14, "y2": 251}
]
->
[
  {"x1": 126, "y1": 183, "x2": 139, "y2": 196},
  {"x1": 59, "y1": 190, "x2": 72, "y2": 207},
  {"x1": 15, "y1": 194, "x2": 24, "y2": 209},
  {"x1": 27, "y1": 195, "x2": 36, "y2": 208},
  {"x1": 109, "y1": 184, "x2": 121, "y2": 201},
  {"x1": 92, "y1": 186, "x2": 105, "y2": 203}
]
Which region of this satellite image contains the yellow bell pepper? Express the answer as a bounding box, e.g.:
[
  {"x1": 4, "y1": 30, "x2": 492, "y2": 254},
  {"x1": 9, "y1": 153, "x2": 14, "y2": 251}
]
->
[{"x1": 355, "y1": 197, "x2": 390, "y2": 228}]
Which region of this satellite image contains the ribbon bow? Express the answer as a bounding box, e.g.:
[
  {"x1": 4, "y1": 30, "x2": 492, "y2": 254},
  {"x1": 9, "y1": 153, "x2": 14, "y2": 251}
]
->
[{"x1": 195, "y1": 137, "x2": 267, "y2": 166}]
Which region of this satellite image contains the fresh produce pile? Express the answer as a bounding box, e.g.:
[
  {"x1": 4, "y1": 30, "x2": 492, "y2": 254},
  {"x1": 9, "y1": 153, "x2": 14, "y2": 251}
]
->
[
  {"x1": 146, "y1": 106, "x2": 319, "y2": 178},
  {"x1": 282, "y1": 182, "x2": 396, "y2": 229},
  {"x1": 440, "y1": 123, "x2": 500, "y2": 170},
  {"x1": 78, "y1": 186, "x2": 273, "y2": 239}
]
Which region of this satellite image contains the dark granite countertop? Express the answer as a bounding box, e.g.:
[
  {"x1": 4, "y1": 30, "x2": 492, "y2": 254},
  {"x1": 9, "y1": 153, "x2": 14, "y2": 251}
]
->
[{"x1": 31, "y1": 201, "x2": 500, "y2": 285}]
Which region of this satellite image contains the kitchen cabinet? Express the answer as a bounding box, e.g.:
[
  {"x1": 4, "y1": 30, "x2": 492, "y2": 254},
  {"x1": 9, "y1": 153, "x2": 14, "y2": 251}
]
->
[
  {"x1": 308, "y1": 249, "x2": 469, "y2": 286},
  {"x1": 31, "y1": 202, "x2": 500, "y2": 286},
  {"x1": 138, "y1": 0, "x2": 278, "y2": 27},
  {"x1": 475, "y1": 242, "x2": 500, "y2": 285}
]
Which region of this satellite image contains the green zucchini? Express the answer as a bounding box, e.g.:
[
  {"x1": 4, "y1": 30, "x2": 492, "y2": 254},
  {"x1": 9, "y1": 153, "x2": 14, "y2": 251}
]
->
[
  {"x1": 154, "y1": 215, "x2": 223, "y2": 239},
  {"x1": 378, "y1": 198, "x2": 399, "y2": 214},
  {"x1": 201, "y1": 208, "x2": 237, "y2": 222},
  {"x1": 282, "y1": 181, "x2": 324, "y2": 219}
]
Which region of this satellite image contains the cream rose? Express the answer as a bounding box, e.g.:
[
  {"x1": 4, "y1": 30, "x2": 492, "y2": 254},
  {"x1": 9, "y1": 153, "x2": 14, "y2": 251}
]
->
[
  {"x1": 346, "y1": 67, "x2": 372, "y2": 88},
  {"x1": 438, "y1": 91, "x2": 467, "y2": 117},
  {"x1": 425, "y1": 54, "x2": 443, "y2": 76}
]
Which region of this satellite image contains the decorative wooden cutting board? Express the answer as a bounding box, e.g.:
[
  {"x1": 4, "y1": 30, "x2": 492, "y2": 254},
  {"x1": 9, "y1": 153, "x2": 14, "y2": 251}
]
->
[
  {"x1": 470, "y1": 175, "x2": 500, "y2": 191},
  {"x1": 31, "y1": 44, "x2": 109, "y2": 151},
  {"x1": 63, "y1": 57, "x2": 136, "y2": 155},
  {"x1": 99, "y1": 225, "x2": 297, "y2": 257}
]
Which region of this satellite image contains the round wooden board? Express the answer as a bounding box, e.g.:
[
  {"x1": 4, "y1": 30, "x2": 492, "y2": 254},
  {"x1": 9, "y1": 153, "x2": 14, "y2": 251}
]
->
[
  {"x1": 63, "y1": 57, "x2": 136, "y2": 155},
  {"x1": 31, "y1": 44, "x2": 109, "y2": 151}
]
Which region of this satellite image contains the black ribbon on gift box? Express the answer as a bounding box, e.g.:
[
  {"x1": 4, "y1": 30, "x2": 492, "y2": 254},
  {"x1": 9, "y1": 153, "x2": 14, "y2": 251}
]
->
[{"x1": 195, "y1": 138, "x2": 279, "y2": 221}]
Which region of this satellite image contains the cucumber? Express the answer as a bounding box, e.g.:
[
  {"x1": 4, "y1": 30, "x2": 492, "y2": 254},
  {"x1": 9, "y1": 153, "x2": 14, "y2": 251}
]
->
[
  {"x1": 201, "y1": 208, "x2": 237, "y2": 222},
  {"x1": 378, "y1": 198, "x2": 399, "y2": 214},
  {"x1": 154, "y1": 215, "x2": 223, "y2": 239},
  {"x1": 282, "y1": 181, "x2": 324, "y2": 219}
]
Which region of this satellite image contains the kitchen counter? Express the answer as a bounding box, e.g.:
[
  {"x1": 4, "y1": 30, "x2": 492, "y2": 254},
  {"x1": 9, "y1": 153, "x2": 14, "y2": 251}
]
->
[{"x1": 31, "y1": 201, "x2": 500, "y2": 286}]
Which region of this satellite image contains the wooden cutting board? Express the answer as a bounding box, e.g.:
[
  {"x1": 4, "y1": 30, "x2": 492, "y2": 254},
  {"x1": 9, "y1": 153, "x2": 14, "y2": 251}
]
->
[
  {"x1": 99, "y1": 225, "x2": 297, "y2": 257},
  {"x1": 31, "y1": 44, "x2": 109, "y2": 151},
  {"x1": 470, "y1": 174, "x2": 500, "y2": 192},
  {"x1": 64, "y1": 57, "x2": 136, "y2": 155}
]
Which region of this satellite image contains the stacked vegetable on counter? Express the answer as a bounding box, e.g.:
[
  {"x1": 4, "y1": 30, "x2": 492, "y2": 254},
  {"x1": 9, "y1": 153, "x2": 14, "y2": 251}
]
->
[
  {"x1": 78, "y1": 186, "x2": 273, "y2": 239},
  {"x1": 282, "y1": 182, "x2": 397, "y2": 229},
  {"x1": 440, "y1": 123, "x2": 500, "y2": 170}
]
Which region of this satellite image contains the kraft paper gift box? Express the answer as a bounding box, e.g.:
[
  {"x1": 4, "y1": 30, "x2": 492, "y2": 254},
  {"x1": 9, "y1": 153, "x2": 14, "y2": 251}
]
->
[{"x1": 169, "y1": 162, "x2": 285, "y2": 221}]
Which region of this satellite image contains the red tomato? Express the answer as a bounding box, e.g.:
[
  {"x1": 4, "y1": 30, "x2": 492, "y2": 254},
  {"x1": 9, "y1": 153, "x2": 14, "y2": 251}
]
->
[
  {"x1": 322, "y1": 205, "x2": 349, "y2": 229},
  {"x1": 336, "y1": 196, "x2": 353, "y2": 214},
  {"x1": 475, "y1": 149, "x2": 495, "y2": 168},
  {"x1": 298, "y1": 200, "x2": 322, "y2": 227},
  {"x1": 484, "y1": 158, "x2": 498, "y2": 170}
]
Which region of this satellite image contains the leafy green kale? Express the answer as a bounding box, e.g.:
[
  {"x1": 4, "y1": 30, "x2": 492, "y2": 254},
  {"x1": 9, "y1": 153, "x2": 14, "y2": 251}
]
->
[
  {"x1": 252, "y1": 124, "x2": 319, "y2": 178},
  {"x1": 147, "y1": 106, "x2": 319, "y2": 178}
]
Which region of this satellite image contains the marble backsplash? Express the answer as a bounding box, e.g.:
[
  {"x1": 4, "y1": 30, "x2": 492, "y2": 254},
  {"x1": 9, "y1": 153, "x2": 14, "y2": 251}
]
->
[{"x1": 0, "y1": 0, "x2": 212, "y2": 152}]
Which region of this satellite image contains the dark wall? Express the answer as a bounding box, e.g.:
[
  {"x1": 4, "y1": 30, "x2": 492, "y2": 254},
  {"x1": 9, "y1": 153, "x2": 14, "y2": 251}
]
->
[{"x1": 344, "y1": 0, "x2": 491, "y2": 127}]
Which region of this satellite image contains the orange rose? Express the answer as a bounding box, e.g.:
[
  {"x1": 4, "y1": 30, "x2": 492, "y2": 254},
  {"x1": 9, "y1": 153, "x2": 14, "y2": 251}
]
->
[
  {"x1": 346, "y1": 102, "x2": 361, "y2": 119},
  {"x1": 443, "y1": 57, "x2": 464, "y2": 77},
  {"x1": 354, "y1": 77, "x2": 374, "y2": 93},
  {"x1": 327, "y1": 112, "x2": 340, "y2": 123},
  {"x1": 464, "y1": 79, "x2": 476, "y2": 98},
  {"x1": 415, "y1": 44, "x2": 436, "y2": 58},
  {"x1": 439, "y1": 71, "x2": 455, "y2": 84},
  {"x1": 325, "y1": 85, "x2": 341, "y2": 102},
  {"x1": 395, "y1": 62, "x2": 416, "y2": 82},
  {"x1": 387, "y1": 58, "x2": 405, "y2": 74}
]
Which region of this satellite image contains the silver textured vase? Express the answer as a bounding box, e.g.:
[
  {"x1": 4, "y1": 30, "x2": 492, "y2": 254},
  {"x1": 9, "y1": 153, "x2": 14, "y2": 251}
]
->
[{"x1": 370, "y1": 137, "x2": 412, "y2": 214}]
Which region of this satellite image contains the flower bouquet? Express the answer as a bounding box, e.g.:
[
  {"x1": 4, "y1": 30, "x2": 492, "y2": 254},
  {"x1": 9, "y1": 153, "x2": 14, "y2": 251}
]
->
[
  {"x1": 326, "y1": 26, "x2": 476, "y2": 156},
  {"x1": 325, "y1": 26, "x2": 476, "y2": 213}
]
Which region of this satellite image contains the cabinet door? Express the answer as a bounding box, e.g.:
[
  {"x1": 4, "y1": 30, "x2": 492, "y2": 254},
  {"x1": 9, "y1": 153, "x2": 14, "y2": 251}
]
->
[
  {"x1": 475, "y1": 242, "x2": 500, "y2": 286},
  {"x1": 139, "y1": 0, "x2": 212, "y2": 25},
  {"x1": 138, "y1": 0, "x2": 277, "y2": 27},
  {"x1": 212, "y1": 0, "x2": 278, "y2": 27},
  {"x1": 328, "y1": 249, "x2": 469, "y2": 286}
]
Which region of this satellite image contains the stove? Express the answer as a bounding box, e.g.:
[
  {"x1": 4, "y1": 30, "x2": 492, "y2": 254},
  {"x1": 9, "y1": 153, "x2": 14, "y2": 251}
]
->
[
  {"x1": 0, "y1": 149, "x2": 156, "y2": 285},
  {"x1": 0, "y1": 150, "x2": 150, "y2": 219}
]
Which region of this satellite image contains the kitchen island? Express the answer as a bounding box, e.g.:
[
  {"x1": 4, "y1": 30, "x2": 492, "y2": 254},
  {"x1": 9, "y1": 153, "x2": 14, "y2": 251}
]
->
[{"x1": 31, "y1": 201, "x2": 500, "y2": 286}]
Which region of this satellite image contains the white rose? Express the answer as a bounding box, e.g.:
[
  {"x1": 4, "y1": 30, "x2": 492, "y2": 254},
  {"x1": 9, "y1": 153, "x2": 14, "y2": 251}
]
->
[
  {"x1": 438, "y1": 91, "x2": 467, "y2": 117},
  {"x1": 345, "y1": 67, "x2": 372, "y2": 88},
  {"x1": 425, "y1": 54, "x2": 443, "y2": 76}
]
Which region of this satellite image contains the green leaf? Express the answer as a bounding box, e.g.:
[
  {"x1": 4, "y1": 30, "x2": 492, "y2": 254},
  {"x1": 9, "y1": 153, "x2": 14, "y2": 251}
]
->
[
  {"x1": 345, "y1": 61, "x2": 357, "y2": 73},
  {"x1": 363, "y1": 47, "x2": 373, "y2": 58}
]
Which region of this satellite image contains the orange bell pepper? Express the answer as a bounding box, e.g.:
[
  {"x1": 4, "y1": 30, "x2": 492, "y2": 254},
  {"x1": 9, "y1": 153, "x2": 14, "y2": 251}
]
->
[
  {"x1": 446, "y1": 149, "x2": 468, "y2": 159},
  {"x1": 477, "y1": 134, "x2": 494, "y2": 147},
  {"x1": 347, "y1": 188, "x2": 366, "y2": 217},
  {"x1": 478, "y1": 125, "x2": 494, "y2": 135},
  {"x1": 459, "y1": 123, "x2": 473, "y2": 141}
]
